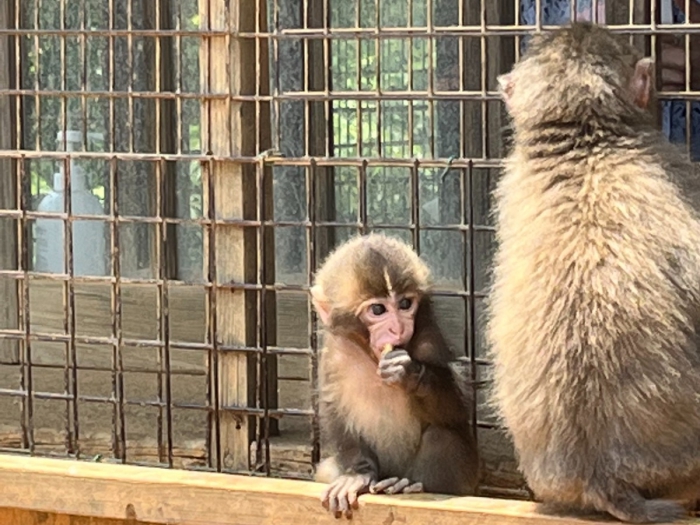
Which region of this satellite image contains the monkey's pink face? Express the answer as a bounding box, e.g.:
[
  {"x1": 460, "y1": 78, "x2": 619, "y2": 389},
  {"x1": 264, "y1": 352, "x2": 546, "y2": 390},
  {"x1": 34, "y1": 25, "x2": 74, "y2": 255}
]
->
[{"x1": 356, "y1": 293, "x2": 419, "y2": 362}]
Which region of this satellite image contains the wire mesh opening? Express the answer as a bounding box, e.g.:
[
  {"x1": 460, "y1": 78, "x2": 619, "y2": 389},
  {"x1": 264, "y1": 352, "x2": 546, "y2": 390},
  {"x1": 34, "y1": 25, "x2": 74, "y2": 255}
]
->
[{"x1": 0, "y1": 0, "x2": 696, "y2": 500}]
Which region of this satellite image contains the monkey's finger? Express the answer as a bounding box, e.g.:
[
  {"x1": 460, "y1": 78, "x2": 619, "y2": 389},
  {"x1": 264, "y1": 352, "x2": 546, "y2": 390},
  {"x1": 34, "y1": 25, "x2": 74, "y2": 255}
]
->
[
  {"x1": 339, "y1": 477, "x2": 365, "y2": 518},
  {"x1": 402, "y1": 482, "x2": 424, "y2": 494},
  {"x1": 345, "y1": 487, "x2": 362, "y2": 513},
  {"x1": 370, "y1": 477, "x2": 400, "y2": 493},
  {"x1": 379, "y1": 366, "x2": 407, "y2": 383},
  {"x1": 383, "y1": 354, "x2": 412, "y2": 366},
  {"x1": 384, "y1": 477, "x2": 411, "y2": 494},
  {"x1": 326, "y1": 479, "x2": 349, "y2": 515},
  {"x1": 384, "y1": 349, "x2": 409, "y2": 359},
  {"x1": 320, "y1": 485, "x2": 333, "y2": 507},
  {"x1": 379, "y1": 366, "x2": 405, "y2": 377},
  {"x1": 336, "y1": 490, "x2": 350, "y2": 518}
]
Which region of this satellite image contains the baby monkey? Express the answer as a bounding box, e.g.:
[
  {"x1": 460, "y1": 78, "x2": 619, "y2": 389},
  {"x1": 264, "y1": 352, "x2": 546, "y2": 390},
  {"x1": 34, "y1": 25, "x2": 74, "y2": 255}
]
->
[
  {"x1": 311, "y1": 233, "x2": 478, "y2": 518},
  {"x1": 488, "y1": 22, "x2": 700, "y2": 524}
]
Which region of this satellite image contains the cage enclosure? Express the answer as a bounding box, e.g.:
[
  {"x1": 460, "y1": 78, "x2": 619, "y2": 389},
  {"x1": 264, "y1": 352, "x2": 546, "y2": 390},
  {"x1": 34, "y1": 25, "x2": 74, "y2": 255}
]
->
[{"x1": 0, "y1": 0, "x2": 696, "y2": 523}]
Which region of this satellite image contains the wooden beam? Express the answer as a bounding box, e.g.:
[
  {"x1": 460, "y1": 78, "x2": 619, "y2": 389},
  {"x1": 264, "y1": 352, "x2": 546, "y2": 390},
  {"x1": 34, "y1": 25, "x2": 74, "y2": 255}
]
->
[
  {"x1": 199, "y1": 0, "x2": 258, "y2": 471},
  {"x1": 0, "y1": 508, "x2": 158, "y2": 525},
  {"x1": 0, "y1": 453, "x2": 673, "y2": 525}
]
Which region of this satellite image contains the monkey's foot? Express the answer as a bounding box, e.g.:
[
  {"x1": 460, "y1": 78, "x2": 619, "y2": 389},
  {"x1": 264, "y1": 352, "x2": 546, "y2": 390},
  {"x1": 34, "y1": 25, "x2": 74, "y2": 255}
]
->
[
  {"x1": 603, "y1": 499, "x2": 685, "y2": 524},
  {"x1": 320, "y1": 473, "x2": 373, "y2": 519},
  {"x1": 369, "y1": 477, "x2": 424, "y2": 495}
]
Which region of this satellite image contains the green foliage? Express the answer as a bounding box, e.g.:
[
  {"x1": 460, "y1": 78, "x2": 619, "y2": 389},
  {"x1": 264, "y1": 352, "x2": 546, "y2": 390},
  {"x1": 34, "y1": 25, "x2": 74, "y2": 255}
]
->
[{"x1": 330, "y1": 0, "x2": 443, "y2": 229}]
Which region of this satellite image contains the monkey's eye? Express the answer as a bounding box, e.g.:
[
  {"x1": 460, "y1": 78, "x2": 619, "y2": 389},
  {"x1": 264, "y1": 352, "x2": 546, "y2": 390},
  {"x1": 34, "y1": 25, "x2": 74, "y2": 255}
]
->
[
  {"x1": 370, "y1": 304, "x2": 387, "y2": 316},
  {"x1": 398, "y1": 297, "x2": 413, "y2": 310}
]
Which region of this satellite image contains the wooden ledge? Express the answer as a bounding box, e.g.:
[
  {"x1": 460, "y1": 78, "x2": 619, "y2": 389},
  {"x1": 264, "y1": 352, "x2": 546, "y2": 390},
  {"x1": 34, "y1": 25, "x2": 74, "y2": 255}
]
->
[{"x1": 0, "y1": 453, "x2": 659, "y2": 525}]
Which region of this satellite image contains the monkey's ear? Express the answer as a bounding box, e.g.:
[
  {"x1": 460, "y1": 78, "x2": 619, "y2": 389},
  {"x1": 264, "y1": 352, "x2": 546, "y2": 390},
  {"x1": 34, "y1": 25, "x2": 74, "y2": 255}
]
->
[
  {"x1": 497, "y1": 73, "x2": 514, "y2": 110},
  {"x1": 310, "y1": 285, "x2": 332, "y2": 326},
  {"x1": 629, "y1": 57, "x2": 654, "y2": 109}
]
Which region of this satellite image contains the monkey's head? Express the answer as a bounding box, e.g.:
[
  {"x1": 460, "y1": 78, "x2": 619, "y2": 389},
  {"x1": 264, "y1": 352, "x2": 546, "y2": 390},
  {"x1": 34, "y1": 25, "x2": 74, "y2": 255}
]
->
[
  {"x1": 310, "y1": 233, "x2": 431, "y2": 362},
  {"x1": 497, "y1": 22, "x2": 654, "y2": 130}
]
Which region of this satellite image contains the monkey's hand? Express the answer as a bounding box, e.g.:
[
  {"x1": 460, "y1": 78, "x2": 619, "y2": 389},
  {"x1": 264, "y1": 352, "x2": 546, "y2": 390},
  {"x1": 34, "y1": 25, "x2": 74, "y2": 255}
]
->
[
  {"x1": 377, "y1": 348, "x2": 424, "y2": 390},
  {"x1": 320, "y1": 473, "x2": 373, "y2": 519},
  {"x1": 370, "y1": 477, "x2": 424, "y2": 495}
]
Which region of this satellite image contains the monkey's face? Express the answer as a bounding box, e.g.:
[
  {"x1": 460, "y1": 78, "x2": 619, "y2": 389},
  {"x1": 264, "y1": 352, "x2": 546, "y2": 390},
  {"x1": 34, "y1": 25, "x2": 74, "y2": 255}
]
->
[{"x1": 355, "y1": 291, "x2": 419, "y2": 362}]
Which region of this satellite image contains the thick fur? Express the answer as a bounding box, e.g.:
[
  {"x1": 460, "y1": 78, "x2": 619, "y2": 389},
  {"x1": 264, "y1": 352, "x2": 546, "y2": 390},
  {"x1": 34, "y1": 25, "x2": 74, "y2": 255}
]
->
[
  {"x1": 313, "y1": 233, "x2": 479, "y2": 497},
  {"x1": 487, "y1": 23, "x2": 700, "y2": 523}
]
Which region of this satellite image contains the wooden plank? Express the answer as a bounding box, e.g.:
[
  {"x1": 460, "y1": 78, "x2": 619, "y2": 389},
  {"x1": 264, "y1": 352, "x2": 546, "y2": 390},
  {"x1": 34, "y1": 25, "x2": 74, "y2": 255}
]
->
[
  {"x1": 0, "y1": 0, "x2": 18, "y2": 364},
  {"x1": 199, "y1": 0, "x2": 258, "y2": 471},
  {"x1": 0, "y1": 508, "x2": 159, "y2": 525},
  {"x1": 0, "y1": 453, "x2": 670, "y2": 525}
]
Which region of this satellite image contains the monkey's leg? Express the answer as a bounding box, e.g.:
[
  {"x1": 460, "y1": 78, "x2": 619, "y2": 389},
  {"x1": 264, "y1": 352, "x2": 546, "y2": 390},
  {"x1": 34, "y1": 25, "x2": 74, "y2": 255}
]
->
[
  {"x1": 588, "y1": 479, "x2": 686, "y2": 524},
  {"x1": 408, "y1": 425, "x2": 479, "y2": 496}
]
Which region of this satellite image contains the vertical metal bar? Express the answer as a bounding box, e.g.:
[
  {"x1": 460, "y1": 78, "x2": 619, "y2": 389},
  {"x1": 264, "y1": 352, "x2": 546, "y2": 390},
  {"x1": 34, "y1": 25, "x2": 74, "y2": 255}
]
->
[
  {"x1": 127, "y1": 0, "x2": 134, "y2": 153},
  {"x1": 158, "y1": 156, "x2": 174, "y2": 467},
  {"x1": 257, "y1": 156, "x2": 270, "y2": 475},
  {"x1": 109, "y1": 155, "x2": 125, "y2": 462},
  {"x1": 271, "y1": 0, "x2": 281, "y2": 153},
  {"x1": 426, "y1": 0, "x2": 435, "y2": 158},
  {"x1": 33, "y1": 0, "x2": 40, "y2": 152},
  {"x1": 407, "y1": 0, "x2": 414, "y2": 157},
  {"x1": 323, "y1": 0, "x2": 331, "y2": 159},
  {"x1": 13, "y1": 0, "x2": 23, "y2": 453},
  {"x1": 154, "y1": 2, "x2": 175, "y2": 459},
  {"x1": 355, "y1": 0, "x2": 362, "y2": 158},
  {"x1": 411, "y1": 158, "x2": 420, "y2": 253},
  {"x1": 375, "y1": 0, "x2": 382, "y2": 159},
  {"x1": 307, "y1": 157, "x2": 320, "y2": 467},
  {"x1": 58, "y1": 0, "x2": 71, "y2": 456},
  {"x1": 18, "y1": 156, "x2": 32, "y2": 452},
  {"x1": 68, "y1": 0, "x2": 80, "y2": 460},
  {"x1": 358, "y1": 159, "x2": 368, "y2": 234},
  {"x1": 154, "y1": 0, "x2": 165, "y2": 466},
  {"x1": 466, "y1": 159, "x2": 478, "y2": 452},
  {"x1": 205, "y1": 157, "x2": 222, "y2": 472},
  {"x1": 480, "y1": 0, "x2": 487, "y2": 160}
]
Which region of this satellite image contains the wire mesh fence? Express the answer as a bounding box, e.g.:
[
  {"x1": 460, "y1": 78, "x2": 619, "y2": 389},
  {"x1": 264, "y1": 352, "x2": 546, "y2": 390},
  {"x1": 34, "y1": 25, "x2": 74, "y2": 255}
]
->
[{"x1": 0, "y1": 0, "x2": 695, "y2": 501}]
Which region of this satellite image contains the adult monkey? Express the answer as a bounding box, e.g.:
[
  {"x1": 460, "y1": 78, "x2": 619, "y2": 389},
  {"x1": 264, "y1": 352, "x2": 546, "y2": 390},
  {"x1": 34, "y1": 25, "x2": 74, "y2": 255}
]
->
[{"x1": 488, "y1": 22, "x2": 700, "y2": 523}]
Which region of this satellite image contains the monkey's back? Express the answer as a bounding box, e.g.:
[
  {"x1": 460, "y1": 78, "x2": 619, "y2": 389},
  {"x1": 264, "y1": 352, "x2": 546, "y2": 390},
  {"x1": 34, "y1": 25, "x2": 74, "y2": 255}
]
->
[{"x1": 487, "y1": 145, "x2": 700, "y2": 501}]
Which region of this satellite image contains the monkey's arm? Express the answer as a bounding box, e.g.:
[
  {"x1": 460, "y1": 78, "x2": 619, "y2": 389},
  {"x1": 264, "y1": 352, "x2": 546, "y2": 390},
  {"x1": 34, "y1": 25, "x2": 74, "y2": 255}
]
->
[
  {"x1": 379, "y1": 348, "x2": 472, "y2": 429},
  {"x1": 321, "y1": 401, "x2": 380, "y2": 476},
  {"x1": 388, "y1": 299, "x2": 474, "y2": 429},
  {"x1": 319, "y1": 404, "x2": 380, "y2": 518}
]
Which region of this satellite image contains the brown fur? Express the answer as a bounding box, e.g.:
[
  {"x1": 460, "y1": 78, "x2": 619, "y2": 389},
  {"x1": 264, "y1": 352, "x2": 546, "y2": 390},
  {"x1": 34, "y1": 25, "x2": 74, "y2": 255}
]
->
[
  {"x1": 311, "y1": 233, "x2": 478, "y2": 517},
  {"x1": 487, "y1": 22, "x2": 700, "y2": 523}
]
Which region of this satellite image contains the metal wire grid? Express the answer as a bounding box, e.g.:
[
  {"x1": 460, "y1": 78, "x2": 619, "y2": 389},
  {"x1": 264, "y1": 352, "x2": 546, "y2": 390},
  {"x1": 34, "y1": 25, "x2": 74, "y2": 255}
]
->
[{"x1": 0, "y1": 0, "x2": 694, "y2": 500}]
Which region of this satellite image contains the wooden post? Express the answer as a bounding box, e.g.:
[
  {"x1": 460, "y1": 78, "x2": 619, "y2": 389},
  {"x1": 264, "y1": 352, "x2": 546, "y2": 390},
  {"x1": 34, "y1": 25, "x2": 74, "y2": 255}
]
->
[
  {"x1": 0, "y1": 0, "x2": 18, "y2": 364},
  {"x1": 200, "y1": 0, "x2": 259, "y2": 471}
]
